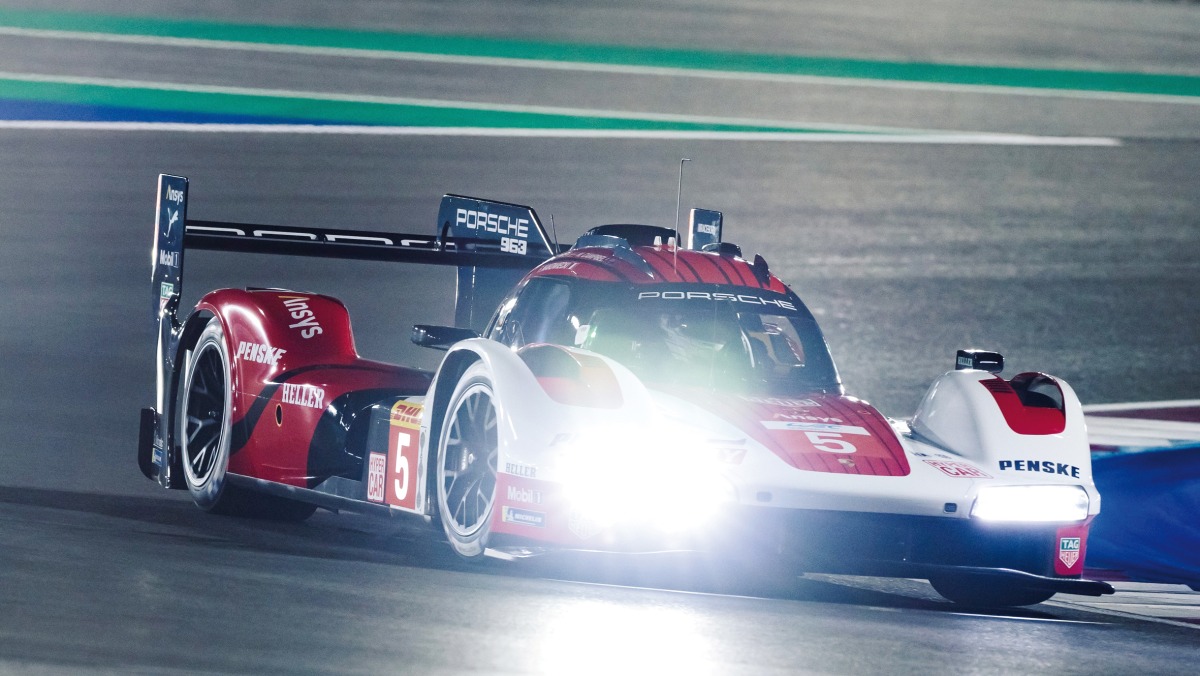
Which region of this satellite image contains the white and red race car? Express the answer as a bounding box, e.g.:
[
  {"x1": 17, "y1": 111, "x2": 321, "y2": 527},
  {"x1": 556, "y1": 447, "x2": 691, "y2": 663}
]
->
[{"x1": 140, "y1": 174, "x2": 1113, "y2": 607}]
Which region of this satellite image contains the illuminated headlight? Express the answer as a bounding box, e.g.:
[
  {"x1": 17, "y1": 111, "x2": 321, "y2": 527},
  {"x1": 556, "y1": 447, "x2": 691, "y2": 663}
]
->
[
  {"x1": 971, "y1": 485, "x2": 1089, "y2": 523},
  {"x1": 557, "y1": 426, "x2": 735, "y2": 533}
]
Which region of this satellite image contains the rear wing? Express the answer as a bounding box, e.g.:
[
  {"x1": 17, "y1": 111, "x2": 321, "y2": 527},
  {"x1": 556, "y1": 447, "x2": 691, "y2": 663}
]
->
[
  {"x1": 144, "y1": 174, "x2": 559, "y2": 483},
  {"x1": 152, "y1": 174, "x2": 559, "y2": 329}
]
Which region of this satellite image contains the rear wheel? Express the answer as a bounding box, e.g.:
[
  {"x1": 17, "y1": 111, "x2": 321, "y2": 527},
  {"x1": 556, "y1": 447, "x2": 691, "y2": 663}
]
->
[
  {"x1": 436, "y1": 362, "x2": 500, "y2": 559},
  {"x1": 179, "y1": 319, "x2": 241, "y2": 512},
  {"x1": 178, "y1": 318, "x2": 315, "y2": 521},
  {"x1": 929, "y1": 574, "x2": 1056, "y2": 607}
]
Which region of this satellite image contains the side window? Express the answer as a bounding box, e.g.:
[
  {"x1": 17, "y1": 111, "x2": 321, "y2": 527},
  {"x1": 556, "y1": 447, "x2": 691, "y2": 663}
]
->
[
  {"x1": 490, "y1": 278, "x2": 575, "y2": 348},
  {"x1": 485, "y1": 292, "x2": 519, "y2": 343}
]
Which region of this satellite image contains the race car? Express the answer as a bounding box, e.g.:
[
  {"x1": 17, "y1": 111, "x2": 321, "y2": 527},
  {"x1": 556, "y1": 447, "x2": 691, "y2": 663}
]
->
[{"x1": 139, "y1": 174, "x2": 1114, "y2": 607}]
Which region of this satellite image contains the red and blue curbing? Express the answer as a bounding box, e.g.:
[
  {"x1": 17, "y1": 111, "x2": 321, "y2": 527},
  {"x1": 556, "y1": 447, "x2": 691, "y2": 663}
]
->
[{"x1": 1085, "y1": 402, "x2": 1200, "y2": 591}]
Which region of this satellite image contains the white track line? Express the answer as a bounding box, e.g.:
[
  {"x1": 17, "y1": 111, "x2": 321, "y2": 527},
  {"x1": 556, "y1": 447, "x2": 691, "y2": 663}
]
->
[
  {"x1": 0, "y1": 120, "x2": 1121, "y2": 145},
  {"x1": 0, "y1": 26, "x2": 1195, "y2": 106},
  {"x1": 0, "y1": 70, "x2": 1015, "y2": 136},
  {"x1": 1084, "y1": 399, "x2": 1200, "y2": 413}
]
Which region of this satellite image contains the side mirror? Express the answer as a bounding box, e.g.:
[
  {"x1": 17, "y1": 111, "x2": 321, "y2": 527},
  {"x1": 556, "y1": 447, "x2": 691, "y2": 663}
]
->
[
  {"x1": 411, "y1": 324, "x2": 480, "y2": 350},
  {"x1": 955, "y1": 348, "x2": 1004, "y2": 374}
]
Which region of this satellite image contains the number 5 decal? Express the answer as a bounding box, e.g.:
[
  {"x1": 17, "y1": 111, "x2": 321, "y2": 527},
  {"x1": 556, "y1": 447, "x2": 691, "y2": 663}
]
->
[
  {"x1": 393, "y1": 431, "x2": 411, "y2": 502},
  {"x1": 386, "y1": 423, "x2": 419, "y2": 510},
  {"x1": 387, "y1": 400, "x2": 423, "y2": 511},
  {"x1": 806, "y1": 431, "x2": 857, "y2": 454}
]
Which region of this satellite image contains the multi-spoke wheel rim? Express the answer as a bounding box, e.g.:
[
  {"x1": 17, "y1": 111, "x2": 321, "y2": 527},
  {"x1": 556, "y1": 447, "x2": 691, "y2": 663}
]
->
[
  {"x1": 183, "y1": 342, "x2": 226, "y2": 487},
  {"x1": 439, "y1": 384, "x2": 498, "y2": 537}
]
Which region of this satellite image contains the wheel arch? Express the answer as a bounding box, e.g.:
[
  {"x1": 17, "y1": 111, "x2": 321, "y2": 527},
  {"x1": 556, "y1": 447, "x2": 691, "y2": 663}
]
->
[{"x1": 423, "y1": 347, "x2": 484, "y2": 509}]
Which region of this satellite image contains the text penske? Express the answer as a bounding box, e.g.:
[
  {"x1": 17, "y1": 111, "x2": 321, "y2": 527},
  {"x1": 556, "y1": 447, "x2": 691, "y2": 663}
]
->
[
  {"x1": 998, "y1": 459, "x2": 1080, "y2": 477},
  {"x1": 236, "y1": 341, "x2": 285, "y2": 366},
  {"x1": 638, "y1": 291, "x2": 796, "y2": 311}
]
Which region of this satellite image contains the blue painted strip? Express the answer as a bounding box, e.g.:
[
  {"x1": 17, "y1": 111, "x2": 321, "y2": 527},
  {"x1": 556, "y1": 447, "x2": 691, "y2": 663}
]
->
[
  {"x1": 0, "y1": 98, "x2": 344, "y2": 125},
  {"x1": 1089, "y1": 444, "x2": 1200, "y2": 587}
]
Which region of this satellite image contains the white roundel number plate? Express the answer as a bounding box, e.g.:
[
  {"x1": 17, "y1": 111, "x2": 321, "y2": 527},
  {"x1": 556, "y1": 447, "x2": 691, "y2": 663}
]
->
[
  {"x1": 761, "y1": 421, "x2": 872, "y2": 454},
  {"x1": 804, "y1": 431, "x2": 858, "y2": 454}
]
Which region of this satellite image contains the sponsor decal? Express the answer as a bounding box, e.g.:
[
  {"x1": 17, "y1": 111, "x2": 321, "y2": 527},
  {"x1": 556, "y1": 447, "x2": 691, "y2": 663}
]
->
[
  {"x1": 568, "y1": 510, "x2": 601, "y2": 540},
  {"x1": 762, "y1": 421, "x2": 869, "y2": 435},
  {"x1": 923, "y1": 460, "x2": 991, "y2": 478},
  {"x1": 366, "y1": 452, "x2": 387, "y2": 503},
  {"x1": 151, "y1": 447, "x2": 164, "y2": 467},
  {"x1": 456, "y1": 208, "x2": 530, "y2": 240},
  {"x1": 165, "y1": 209, "x2": 179, "y2": 237},
  {"x1": 538, "y1": 261, "x2": 577, "y2": 272},
  {"x1": 281, "y1": 382, "x2": 325, "y2": 410},
  {"x1": 387, "y1": 400, "x2": 423, "y2": 511},
  {"x1": 571, "y1": 252, "x2": 611, "y2": 263},
  {"x1": 739, "y1": 395, "x2": 820, "y2": 408},
  {"x1": 158, "y1": 249, "x2": 179, "y2": 268},
  {"x1": 502, "y1": 506, "x2": 545, "y2": 528},
  {"x1": 838, "y1": 457, "x2": 856, "y2": 468},
  {"x1": 998, "y1": 459, "x2": 1081, "y2": 478},
  {"x1": 696, "y1": 221, "x2": 719, "y2": 236},
  {"x1": 637, "y1": 290, "x2": 796, "y2": 311},
  {"x1": 956, "y1": 355, "x2": 974, "y2": 370},
  {"x1": 1059, "y1": 537, "x2": 1081, "y2": 568},
  {"x1": 235, "y1": 341, "x2": 286, "y2": 366},
  {"x1": 912, "y1": 451, "x2": 952, "y2": 459},
  {"x1": 505, "y1": 462, "x2": 537, "y2": 478},
  {"x1": 390, "y1": 401, "x2": 423, "y2": 427},
  {"x1": 506, "y1": 485, "x2": 543, "y2": 505},
  {"x1": 774, "y1": 413, "x2": 844, "y2": 423},
  {"x1": 278, "y1": 295, "x2": 324, "y2": 339},
  {"x1": 164, "y1": 185, "x2": 184, "y2": 205},
  {"x1": 159, "y1": 282, "x2": 174, "y2": 314}
]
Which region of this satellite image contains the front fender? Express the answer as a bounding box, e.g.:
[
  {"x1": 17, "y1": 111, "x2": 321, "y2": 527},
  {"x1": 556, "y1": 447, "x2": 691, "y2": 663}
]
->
[
  {"x1": 423, "y1": 340, "x2": 659, "y2": 482},
  {"x1": 910, "y1": 370, "x2": 1096, "y2": 513}
]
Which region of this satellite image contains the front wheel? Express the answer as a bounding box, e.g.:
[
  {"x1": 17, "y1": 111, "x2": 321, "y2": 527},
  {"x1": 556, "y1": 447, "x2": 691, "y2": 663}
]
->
[
  {"x1": 436, "y1": 362, "x2": 500, "y2": 559},
  {"x1": 929, "y1": 574, "x2": 1056, "y2": 607}
]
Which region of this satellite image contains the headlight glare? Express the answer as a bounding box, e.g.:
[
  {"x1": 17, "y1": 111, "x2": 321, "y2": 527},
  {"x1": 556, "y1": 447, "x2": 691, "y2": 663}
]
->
[
  {"x1": 971, "y1": 484, "x2": 1089, "y2": 523},
  {"x1": 556, "y1": 425, "x2": 733, "y2": 533}
]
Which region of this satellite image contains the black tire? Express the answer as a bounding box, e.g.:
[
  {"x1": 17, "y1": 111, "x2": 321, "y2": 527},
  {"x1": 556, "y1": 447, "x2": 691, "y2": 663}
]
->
[
  {"x1": 178, "y1": 318, "x2": 241, "y2": 513},
  {"x1": 178, "y1": 318, "x2": 315, "y2": 521},
  {"x1": 436, "y1": 362, "x2": 500, "y2": 559},
  {"x1": 929, "y1": 574, "x2": 1056, "y2": 607}
]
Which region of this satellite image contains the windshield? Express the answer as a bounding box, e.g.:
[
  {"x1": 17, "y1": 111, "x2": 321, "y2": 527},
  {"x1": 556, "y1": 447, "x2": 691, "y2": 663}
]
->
[{"x1": 491, "y1": 278, "x2": 841, "y2": 396}]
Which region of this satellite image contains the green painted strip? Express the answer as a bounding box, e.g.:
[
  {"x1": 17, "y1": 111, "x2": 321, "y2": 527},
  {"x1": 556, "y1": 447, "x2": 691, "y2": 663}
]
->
[
  {"x1": 0, "y1": 8, "x2": 1197, "y2": 98},
  {"x1": 0, "y1": 76, "x2": 837, "y2": 132}
]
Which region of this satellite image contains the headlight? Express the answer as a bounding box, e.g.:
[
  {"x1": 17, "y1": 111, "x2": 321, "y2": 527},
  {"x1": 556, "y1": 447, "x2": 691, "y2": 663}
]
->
[
  {"x1": 557, "y1": 425, "x2": 735, "y2": 533},
  {"x1": 970, "y1": 485, "x2": 1089, "y2": 523}
]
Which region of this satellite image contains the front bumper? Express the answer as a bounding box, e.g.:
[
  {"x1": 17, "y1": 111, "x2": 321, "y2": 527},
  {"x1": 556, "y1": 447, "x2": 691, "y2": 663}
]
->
[{"x1": 489, "y1": 505, "x2": 1113, "y2": 596}]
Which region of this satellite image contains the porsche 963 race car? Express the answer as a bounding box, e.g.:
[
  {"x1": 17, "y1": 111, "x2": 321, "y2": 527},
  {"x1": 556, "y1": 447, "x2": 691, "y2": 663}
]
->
[{"x1": 139, "y1": 174, "x2": 1114, "y2": 607}]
